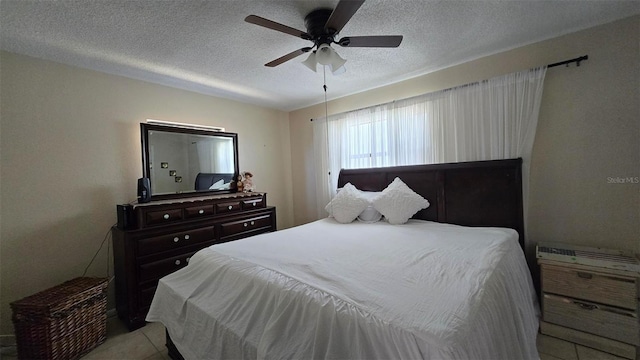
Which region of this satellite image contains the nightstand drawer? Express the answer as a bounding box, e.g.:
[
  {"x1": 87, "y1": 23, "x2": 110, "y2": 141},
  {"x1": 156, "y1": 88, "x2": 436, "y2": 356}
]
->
[
  {"x1": 543, "y1": 293, "x2": 639, "y2": 345},
  {"x1": 542, "y1": 264, "x2": 637, "y2": 309}
]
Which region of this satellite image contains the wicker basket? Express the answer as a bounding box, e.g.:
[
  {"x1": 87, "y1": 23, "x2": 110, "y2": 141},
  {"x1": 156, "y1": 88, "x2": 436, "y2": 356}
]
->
[{"x1": 11, "y1": 277, "x2": 108, "y2": 360}]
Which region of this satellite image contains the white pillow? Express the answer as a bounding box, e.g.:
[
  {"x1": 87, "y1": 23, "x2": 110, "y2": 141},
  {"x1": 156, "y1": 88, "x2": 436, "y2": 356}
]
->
[
  {"x1": 372, "y1": 177, "x2": 430, "y2": 225},
  {"x1": 358, "y1": 206, "x2": 382, "y2": 222},
  {"x1": 325, "y1": 183, "x2": 369, "y2": 223},
  {"x1": 357, "y1": 191, "x2": 383, "y2": 223}
]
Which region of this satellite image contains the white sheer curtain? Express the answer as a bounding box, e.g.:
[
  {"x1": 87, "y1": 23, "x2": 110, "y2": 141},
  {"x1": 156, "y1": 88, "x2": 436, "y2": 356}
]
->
[
  {"x1": 313, "y1": 67, "x2": 547, "y2": 221},
  {"x1": 196, "y1": 139, "x2": 234, "y2": 173}
]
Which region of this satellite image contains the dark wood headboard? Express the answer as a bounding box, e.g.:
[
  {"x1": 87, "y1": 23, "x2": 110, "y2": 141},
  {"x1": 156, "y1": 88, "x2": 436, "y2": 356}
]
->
[{"x1": 337, "y1": 158, "x2": 525, "y2": 250}]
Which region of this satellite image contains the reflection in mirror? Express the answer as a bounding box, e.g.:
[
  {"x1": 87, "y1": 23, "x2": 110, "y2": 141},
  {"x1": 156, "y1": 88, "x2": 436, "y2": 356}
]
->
[{"x1": 141, "y1": 123, "x2": 239, "y2": 200}]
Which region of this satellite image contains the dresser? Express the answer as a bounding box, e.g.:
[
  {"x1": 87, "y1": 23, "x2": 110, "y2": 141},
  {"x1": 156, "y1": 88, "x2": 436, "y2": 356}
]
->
[
  {"x1": 112, "y1": 192, "x2": 276, "y2": 330},
  {"x1": 537, "y1": 242, "x2": 640, "y2": 359}
]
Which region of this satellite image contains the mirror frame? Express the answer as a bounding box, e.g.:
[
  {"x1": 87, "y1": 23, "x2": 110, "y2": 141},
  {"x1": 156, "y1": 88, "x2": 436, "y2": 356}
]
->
[{"x1": 140, "y1": 123, "x2": 240, "y2": 201}]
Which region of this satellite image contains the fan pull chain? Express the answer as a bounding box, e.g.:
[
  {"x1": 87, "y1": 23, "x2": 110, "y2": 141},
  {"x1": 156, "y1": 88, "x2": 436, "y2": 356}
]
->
[
  {"x1": 323, "y1": 65, "x2": 330, "y2": 179},
  {"x1": 323, "y1": 66, "x2": 333, "y2": 211}
]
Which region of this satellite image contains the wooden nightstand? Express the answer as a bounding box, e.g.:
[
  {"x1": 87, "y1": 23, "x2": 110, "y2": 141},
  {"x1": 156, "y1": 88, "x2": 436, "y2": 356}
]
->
[{"x1": 536, "y1": 242, "x2": 640, "y2": 359}]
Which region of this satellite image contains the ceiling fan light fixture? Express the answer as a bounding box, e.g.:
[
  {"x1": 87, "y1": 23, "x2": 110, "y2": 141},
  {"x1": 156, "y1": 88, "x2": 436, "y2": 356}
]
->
[
  {"x1": 315, "y1": 44, "x2": 334, "y2": 65},
  {"x1": 329, "y1": 51, "x2": 347, "y2": 72},
  {"x1": 302, "y1": 51, "x2": 318, "y2": 72},
  {"x1": 330, "y1": 64, "x2": 347, "y2": 75},
  {"x1": 308, "y1": 44, "x2": 347, "y2": 74}
]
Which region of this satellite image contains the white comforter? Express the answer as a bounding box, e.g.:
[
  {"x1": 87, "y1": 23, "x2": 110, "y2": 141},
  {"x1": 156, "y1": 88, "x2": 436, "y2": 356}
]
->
[{"x1": 146, "y1": 219, "x2": 539, "y2": 359}]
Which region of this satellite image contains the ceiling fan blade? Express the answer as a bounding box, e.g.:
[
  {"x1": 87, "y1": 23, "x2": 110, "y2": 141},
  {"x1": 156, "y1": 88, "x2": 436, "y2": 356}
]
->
[
  {"x1": 338, "y1": 35, "x2": 403, "y2": 48},
  {"x1": 265, "y1": 47, "x2": 313, "y2": 67},
  {"x1": 324, "y1": 0, "x2": 365, "y2": 33},
  {"x1": 245, "y1": 15, "x2": 311, "y2": 40}
]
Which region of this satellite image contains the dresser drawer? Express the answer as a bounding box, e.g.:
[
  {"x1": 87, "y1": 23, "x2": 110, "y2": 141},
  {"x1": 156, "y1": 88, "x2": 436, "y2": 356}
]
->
[
  {"x1": 543, "y1": 293, "x2": 639, "y2": 345},
  {"x1": 184, "y1": 204, "x2": 214, "y2": 219},
  {"x1": 219, "y1": 213, "x2": 273, "y2": 239},
  {"x1": 139, "y1": 284, "x2": 158, "y2": 311},
  {"x1": 144, "y1": 208, "x2": 183, "y2": 226},
  {"x1": 137, "y1": 226, "x2": 215, "y2": 257},
  {"x1": 242, "y1": 198, "x2": 265, "y2": 210},
  {"x1": 541, "y1": 264, "x2": 637, "y2": 309},
  {"x1": 138, "y1": 252, "x2": 196, "y2": 282},
  {"x1": 216, "y1": 201, "x2": 241, "y2": 214}
]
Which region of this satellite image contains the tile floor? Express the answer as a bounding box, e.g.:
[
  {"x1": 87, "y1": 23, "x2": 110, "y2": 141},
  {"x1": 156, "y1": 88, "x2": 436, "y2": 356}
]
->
[
  {"x1": 0, "y1": 315, "x2": 628, "y2": 360},
  {"x1": 0, "y1": 316, "x2": 167, "y2": 360}
]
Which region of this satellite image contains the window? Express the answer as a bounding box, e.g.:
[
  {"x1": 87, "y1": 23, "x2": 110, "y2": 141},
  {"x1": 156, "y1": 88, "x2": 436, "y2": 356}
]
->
[
  {"x1": 313, "y1": 67, "x2": 546, "y2": 220},
  {"x1": 326, "y1": 103, "x2": 432, "y2": 172}
]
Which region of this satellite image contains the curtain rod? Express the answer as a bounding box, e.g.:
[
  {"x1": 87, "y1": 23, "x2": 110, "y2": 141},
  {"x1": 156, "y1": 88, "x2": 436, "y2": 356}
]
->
[
  {"x1": 310, "y1": 54, "x2": 589, "y2": 121},
  {"x1": 547, "y1": 55, "x2": 588, "y2": 68}
]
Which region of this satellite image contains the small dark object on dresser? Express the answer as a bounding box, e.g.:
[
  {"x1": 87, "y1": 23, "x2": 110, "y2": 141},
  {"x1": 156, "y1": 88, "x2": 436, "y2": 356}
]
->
[
  {"x1": 137, "y1": 177, "x2": 151, "y2": 203},
  {"x1": 116, "y1": 204, "x2": 136, "y2": 230}
]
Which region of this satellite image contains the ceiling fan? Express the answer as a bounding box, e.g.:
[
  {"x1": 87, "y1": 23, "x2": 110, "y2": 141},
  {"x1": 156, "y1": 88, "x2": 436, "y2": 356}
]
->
[{"x1": 245, "y1": 0, "x2": 403, "y2": 74}]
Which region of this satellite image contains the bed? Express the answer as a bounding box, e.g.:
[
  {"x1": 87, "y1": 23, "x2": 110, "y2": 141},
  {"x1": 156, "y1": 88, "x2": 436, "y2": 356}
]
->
[{"x1": 146, "y1": 158, "x2": 539, "y2": 359}]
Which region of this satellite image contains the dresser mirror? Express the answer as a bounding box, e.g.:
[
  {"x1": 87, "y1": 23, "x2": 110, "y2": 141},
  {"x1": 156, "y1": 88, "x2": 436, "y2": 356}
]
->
[{"x1": 140, "y1": 123, "x2": 239, "y2": 200}]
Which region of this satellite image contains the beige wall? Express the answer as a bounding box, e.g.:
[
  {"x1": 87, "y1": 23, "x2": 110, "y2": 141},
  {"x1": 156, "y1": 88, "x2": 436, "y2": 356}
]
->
[
  {"x1": 290, "y1": 16, "x2": 639, "y2": 257},
  {"x1": 0, "y1": 51, "x2": 293, "y2": 335}
]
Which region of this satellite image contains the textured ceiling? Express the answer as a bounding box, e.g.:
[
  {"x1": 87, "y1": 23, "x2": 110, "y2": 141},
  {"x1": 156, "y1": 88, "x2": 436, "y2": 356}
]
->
[{"x1": 1, "y1": 1, "x2": 638, "y2": 111}]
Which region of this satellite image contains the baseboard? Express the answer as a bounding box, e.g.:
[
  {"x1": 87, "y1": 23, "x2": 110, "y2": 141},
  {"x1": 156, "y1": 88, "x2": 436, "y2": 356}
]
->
[
  {"x1": 107, "y1": 307, "x2": 117, "y2": 318},
  {"x1": 0, "y1": 334, "x2": 16, "y2": 347},
  {"x1": 0, "y1": 347, "x2": 17, "y2": 356}
]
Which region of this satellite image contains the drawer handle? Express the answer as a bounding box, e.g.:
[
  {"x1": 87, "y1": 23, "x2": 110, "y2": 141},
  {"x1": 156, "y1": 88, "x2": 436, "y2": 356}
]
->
[
  {"x1": 175, "y1": 260, "x2": 181, "y2": 266},
  {"x1": 163, "y1": 214, "x2": 170, "y2": 220},
  {"x1": 576, "y1": 272, "x2": 592, "y2": 279},
  {"x1": 252, "y1": 202, "x2": 256, "y2": 207},
  {"x1": 173, "y1": 237, "x2": 179, "y2": 243},
  {"x1": 198, "y1": 209, "x2": 204, "y2": 214},
  {"x1": 228, "y1": 205, "x2": 233, "y2": 210},
  {"x1": 184, "y1": 234, "x2": 190, "y2": 240},
  {"x1": 186, "y1": 257, "x2": 190, "y2": 263},
  {"x1": 244, "y1": 222, "x2": 248, "y2": 227},
  {"x1": 250, "y1": 221, "x2": 255, "y2": 225},
  {"x1": 575, "y1": 301, "x2": 598, "y2": 311}
]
